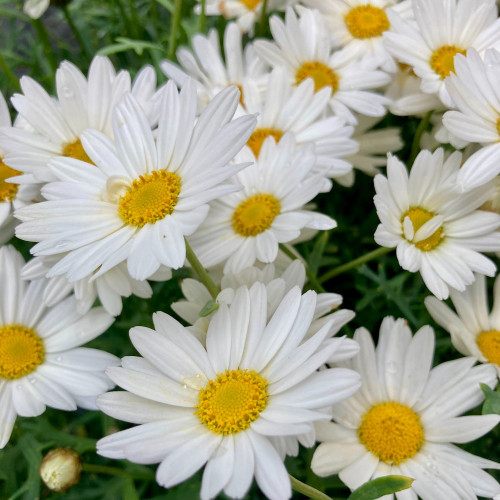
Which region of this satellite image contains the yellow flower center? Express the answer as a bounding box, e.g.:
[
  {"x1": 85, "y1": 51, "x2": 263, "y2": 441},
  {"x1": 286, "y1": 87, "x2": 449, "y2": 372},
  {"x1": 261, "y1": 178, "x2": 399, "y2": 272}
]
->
[
  {"x1": 232, "y1": 193, "x2": 280, "y2": 237},
  {"x1": 196, "y1": 369, "x2": 267, "y2": 435},
  {"x1": 240, "y1": 0, "x2": 261, "y2": 10},
  {"x1": 430, "y1": 45, "x2": 467, "y2": 79},
  {"x1": 0, "y1": 158, "x2": 20, "y2": 202},
  {"x1": 402, "y1": 207, "x2": 443, "y2": 251},
  {"x1": 118, "y1": 170, "x2": 182, "y2": 227},
  {"x1": 344, "y1": 5, "x2": 390, "y2": 39},
  {"x1": 496, "y1": 117, "x2": 500, "y2": 138},
  {"x1": 358, "y1": 402, "x2": 424, "y2": 465},
  {"x1": 62, "y1": 139, "x2": 95, "y2": 165},
  {"x1": 296, "y1": 62, "x2": 340, "y2": 93},
  {"x1": 477, "y1": 330, "x2": 500, "y2": 366},
  {"x1": 246, "y1": 128, "x2": 283, "y2": 158},
  {"x1": 0, "y1": 325, "x2": 45, "y2": 380}
]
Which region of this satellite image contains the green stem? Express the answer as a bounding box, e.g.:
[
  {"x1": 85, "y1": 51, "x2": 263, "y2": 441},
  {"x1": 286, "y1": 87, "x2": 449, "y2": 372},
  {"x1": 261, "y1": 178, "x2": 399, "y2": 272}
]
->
[
  {"x1": 185, "y1": 238, "x2": 220, "y2": 299},
  {"x1": 289, "y1": 474, "x2": 334, "y2": 500},
  {"x1": 409, "y1": 110, "x2": 433, "y2": 165},
  {"x1": 168, "y1": 0, "x2": 183, "y2": 60},
  {"x1": 81, "y1": 463, "x2": 154, "y2": 481},
  {"x1": 258, "y1": 0, "x2": 269, "y2": 35},
  {"x1": 319, "y1": 247, "x2": 393, "y2": 284},
  {"x1": 279, "y1": 244, "x2": 326, "y2": 293},
  {"x1": 62, "y1": 5, "x2": 91, "y2": 60},
  {"x1": 127, "y1": 0, "x2": 142, "y2": 37},
  {"x1": 199, "y1": 0, "x2": 206, "y2": 32},
  {"x1": 0, "y1": 51, "x2": 19, "y2": 90},
  {"x1": 31, "y1": 18, "x2": 58, "y2": 74},
  {"x1": 114, "y1": 0, "x2": 135, "y2": 39}
]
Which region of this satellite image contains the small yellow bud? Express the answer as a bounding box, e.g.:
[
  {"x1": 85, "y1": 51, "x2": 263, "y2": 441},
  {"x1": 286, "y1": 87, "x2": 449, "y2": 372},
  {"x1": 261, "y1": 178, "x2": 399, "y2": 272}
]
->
[{"x1": 39, "y1": 448, "x2": 82, "y2": 493}]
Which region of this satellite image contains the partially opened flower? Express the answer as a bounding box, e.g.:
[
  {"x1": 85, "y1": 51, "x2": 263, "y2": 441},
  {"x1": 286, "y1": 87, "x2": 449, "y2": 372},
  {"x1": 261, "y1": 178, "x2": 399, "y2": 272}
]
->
[
  {"x1": 426, "y1": 274, "x2": 500, "y2": 377},
  {"x1": 97, "y1": 283, "x2": 361, "y2": 500},
  {"x1": 374, "y1": 148, "x2": 500, "y2": 299},
  {"x1": 23, "y1": 0, "x2": 49, "y2": 18},
  {"x1": 188, "y1": 133, "x2": 336, "y2": 274},
  {"x1": 0, "y1": 245, "x2": 117, "y2": 449},
  {"x1": 15, "y1": 81, "x2": 257, "y2": 281},
  {"x1": 312, "y1": 317, "x2": 500, "y2": 499}
]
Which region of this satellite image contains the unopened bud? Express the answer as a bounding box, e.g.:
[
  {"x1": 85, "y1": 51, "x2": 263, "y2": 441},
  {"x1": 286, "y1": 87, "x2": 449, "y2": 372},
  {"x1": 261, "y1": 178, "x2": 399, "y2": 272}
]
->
[{"x1": 39, "y1": 447, "x2": 82, "y2": 493}]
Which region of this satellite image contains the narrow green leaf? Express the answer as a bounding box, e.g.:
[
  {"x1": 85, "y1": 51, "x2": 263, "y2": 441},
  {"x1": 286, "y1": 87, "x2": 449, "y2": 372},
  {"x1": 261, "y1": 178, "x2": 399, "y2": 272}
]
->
[
  {"x1": 199, "y1": 299, "x2": 219, "y2": 317},
  {"x1": 308, "y1": 231, "x2": 329, "y2": 275},
  {"x1": 347, "y1": 475, "x2": 414, "y2": 500},
  {"x1": 481, "y1": 383, "x2": 500, "y2": 415}
]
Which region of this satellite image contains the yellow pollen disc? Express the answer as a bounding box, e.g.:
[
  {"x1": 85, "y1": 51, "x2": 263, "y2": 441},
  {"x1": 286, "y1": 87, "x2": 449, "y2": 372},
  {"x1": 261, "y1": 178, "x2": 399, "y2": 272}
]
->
[
  {"x1": 196, "y1": 369, "x2": 268, "y2": 435},
  {"x1": 246, "y1": 128, "x2": 283, "y2": 158},
  {"x1": 358, "y1": 402, "x2": 424, "y2": 465},
  {"x1": 477, "y1": 330, "x2": 500, "y2": 366},
  {"x1": 496, "y1": 118, "x2": 500, "y2": 138},
  {"x1": 296, "y1": 62, "x2": 340, "y2": 93},
  {"x1": 62, "y1": 139, "x2": 95, "y2": 165},
  {"x1": 232, "y1": 193, "x2": 280, "y2": 237},
  {"x1": 344, "y1": 5, "x2": 390, "y2": 39},
  {"x1": 0, "y1": 158, "x2": 20, "y2": 202},
  {"x1": 402, "y1": 207, "x2": 443, "y2": 251},
  {"x1": 430, "y1": 45, "x2": 466, "y2": 79},
  {"x1": 118, "y1": 170, "x2": 182, "y2": 227},
  {"x1": 0, "y1": 325, "x2": 45, "y2": 380},
  {"x1": 240, "y1": 0, "x2": 261, "y2": 10}
]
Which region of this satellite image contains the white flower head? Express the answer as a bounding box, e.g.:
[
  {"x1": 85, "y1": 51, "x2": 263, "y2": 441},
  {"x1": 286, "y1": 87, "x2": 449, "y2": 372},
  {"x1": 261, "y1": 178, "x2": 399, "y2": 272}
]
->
[
  {"x1": 0, "y1": 245, "x2": 117, "y2": 449},
  {"x1": 254, "y1": 7, "x2": 391, "y2": 125},
  {"x1": 161, "y1": 22, "x2": 269, "y2": 111},
  {"x1": 312, "y1": 317, "x2": 500, "y2": 499},
  {"x1": 0, "y1": 90, "x2": 40, "y2": 246},
  {"x1": 302, "y1": 0, "x2": 413, "y2": 72},
  {"x1": 374, "y1": 148, "x2": 500, "y2": 299},
  {"x1": 198, "y1": 0, "x2": 290, "y2": 34},
  {"x1": 188, "y1": 133, "x2": 337, "y2": 274},
  {"x1": 21, "y1": 255, "x2": 172, "y2": 317},
  {"x1": 426, "y1": 273, "x2": 500, "y2": 377},
  {"x1": 241, "y1": 67, "x2": 358, "y2": 181},
  {"x1": 97, "y1": 283, "x2": 361, "y2": 500},
  {"x1": 383, "y1": 0, "x2": 500, "y2": 107},
  {"x1": 0, "y1": 56, "x2": 161, "y2": 183},
  {"x1": 15, "y1": 81, "x2": 257, "y2": 282},
  {"x1": 443, "y1": 48, "x2": 500, "y2": 190}
]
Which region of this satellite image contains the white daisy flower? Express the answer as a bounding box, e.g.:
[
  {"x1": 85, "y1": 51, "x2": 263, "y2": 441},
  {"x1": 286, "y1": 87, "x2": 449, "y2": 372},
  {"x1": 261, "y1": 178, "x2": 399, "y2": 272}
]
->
[
  {"x1": 240, "y1": 67, "x2": 358, "y2": 180},
  {"x1": 443, "y1": 48, "x2": 500, "y2": 190},
  {"x1": 197, "y1": 0, "x2": 290, "y2": 34},
  {"x1": 383, "y1": 0, "x2": 500, "y2": 107},
  {"x1": 0, "y1": 56, "x2": 160, "y2": 183},
  {"x1": 254, "y1": 7, "x2": 391, "y2": 125},
  {"x1": 385, "y1": 63, "x2": 443, "y2": 116},
  {"x1": 0, "y1": 90, "x2": 40, "y2": 246},
  {"x1": 339, "y1": 115, "x2": 403, "y2": 187},
  {"x1": 311, "y1": 317, "x2": 500, "y2": 499},
  {"x1": 15, "y1": 81, "x2": 256, "y2": 281},
  {"x1": 172, "y1": 260, "x2": 355, "y2": 348},
  {"x1": 161, "y1": 23, "x2": 269, "y2": 111},
  {"x1": 97, "y1": 283, "x2": 361, "y2": 500},
  {"x1": 0, "y1": 245, "x2": 117, "y2": 449},
  {"x1": 188, "y1": 133, "x2": 337, "y2": 274},
  {"x1": 374, "y1": 148, "x2": 500, "y2": 300},
  {"x1": 21, "y1": 255, "x2": 172, "y2": 317},
  {"x1": 23, "y1": 0, "x2": 49, "y2": 18},
  {"x1": 426, "y1": 274, "x2": 500, "y2": 377},
  {"x1": 302, "y1": 0, "x2": 412, "y2": 72}
]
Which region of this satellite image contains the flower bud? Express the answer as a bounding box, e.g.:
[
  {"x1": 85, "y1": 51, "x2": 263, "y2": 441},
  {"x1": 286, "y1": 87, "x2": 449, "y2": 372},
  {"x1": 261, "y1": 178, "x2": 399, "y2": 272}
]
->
[{"x1": 39, "y1": 448, "x2": 82, "y2": 493}]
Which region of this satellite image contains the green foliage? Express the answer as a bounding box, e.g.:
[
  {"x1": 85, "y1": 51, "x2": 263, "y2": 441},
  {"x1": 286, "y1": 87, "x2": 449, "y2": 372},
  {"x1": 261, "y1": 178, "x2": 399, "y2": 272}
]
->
[{"x1": 347, "y1": 475, "x2": 414, "y2": 500}]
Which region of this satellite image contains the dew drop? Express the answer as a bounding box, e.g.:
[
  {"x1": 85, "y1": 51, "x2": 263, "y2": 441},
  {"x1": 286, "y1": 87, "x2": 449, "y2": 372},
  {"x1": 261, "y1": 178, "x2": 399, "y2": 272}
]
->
[
  {"x1": 386, "y1": 361, "x2": 398, "y2": 374},
  {"x1": 61, "y1": 86, "x2": 75, "y2": 98}
]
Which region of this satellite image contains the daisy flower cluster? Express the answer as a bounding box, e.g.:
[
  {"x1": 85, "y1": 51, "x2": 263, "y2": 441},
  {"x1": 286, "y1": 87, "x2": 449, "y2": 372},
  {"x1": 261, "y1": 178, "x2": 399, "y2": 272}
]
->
[{"x1": 1, "y1": 0, "x2": 500, "y2": 498}]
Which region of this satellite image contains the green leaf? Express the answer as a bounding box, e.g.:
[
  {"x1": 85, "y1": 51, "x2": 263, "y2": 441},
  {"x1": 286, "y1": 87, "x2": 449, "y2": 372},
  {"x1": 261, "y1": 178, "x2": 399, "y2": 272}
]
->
[
  {"x1": 481, "y1": 383, "x2": 500, "y2": 415},
  {"x1": 199, "y1": 299, "x2": 219, "y2": 317},
  {"x1": 347, "y1": 475, "x2": 414, "y2": 500},
  {"x1": 308, "y1": 231, "x2": 330, "y2": 275}
]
